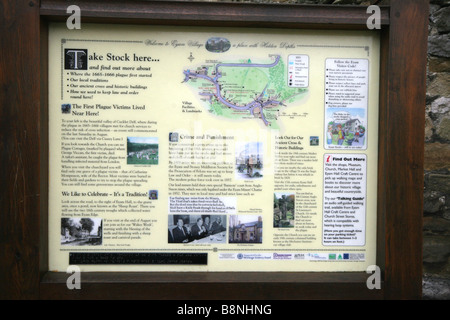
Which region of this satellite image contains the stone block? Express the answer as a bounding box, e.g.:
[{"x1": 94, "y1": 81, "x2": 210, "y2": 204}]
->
[
  {"x1": 437, "y1": 116, "x2": 450, "y2": 141},
  {"x1": 430, "y1": 0, "x2": 450, "y2": 6},
  {"x1": 431, "y1": 96, "x2": 450, "y2": 114},
  {"x1": 332, "y1": 0, "x2": 363, "y2": 4},
  {"x1": 431, "y1": 6, "x2": 450, "y2": 33},
  {"x1": 423, "y1": 191, "x2": 445, "y2": 214},
  {"x1": 429, "y1": 34, "x2": 450, "y2": 58},
  {"x1": 425, "y1": 172, "x2": 450, "y2": 194},
  {"x1": 424, "y1": 143, "x2": 450, "y2": 170},
  {"x1": 423, "y1": 274, "x2": 450, "y2": 300},
  {"x1": 424, "y1": 216, "x2": 450, "y2": 235},
  {"x1": 425, "y1": 113, "x2": 435, "y2": 141},
  {"x1": 423, "y1": 235, "x2": 450, "y2": 264},
  {"x1": 428, "y1": 56, "x2": 450, "y2": 73},
  {"x1": 428, "y1": 73, "x2": 450, "y2": 97}
]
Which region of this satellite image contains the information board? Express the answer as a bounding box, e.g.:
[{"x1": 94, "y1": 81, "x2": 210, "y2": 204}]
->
[{"x1": 48, "y1": 23, "x2": 380, "y2": 272}]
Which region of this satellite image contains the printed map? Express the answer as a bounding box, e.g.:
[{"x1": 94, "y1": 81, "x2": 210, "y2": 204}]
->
[{"x1": 183, "y1": 55, "x2": 308, "y2": 129}]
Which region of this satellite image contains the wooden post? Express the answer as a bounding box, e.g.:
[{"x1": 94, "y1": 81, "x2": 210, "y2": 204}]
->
[
  {"x1": 0, "y1": 0, "x2": 41, "y2": 300},
  {"x1": 383, "y1": 0, "x2": 429, "y2": 299}
]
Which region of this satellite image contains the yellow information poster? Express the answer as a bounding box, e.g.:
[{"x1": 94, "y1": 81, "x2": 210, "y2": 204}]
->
[{"x1": 48, "y1": 23, "x2": 380, "y2": 272}]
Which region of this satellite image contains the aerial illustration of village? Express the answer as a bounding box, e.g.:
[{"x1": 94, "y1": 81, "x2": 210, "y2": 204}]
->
[{"x1": 183, "y1": 39, "x2": 308, "y2": 129}]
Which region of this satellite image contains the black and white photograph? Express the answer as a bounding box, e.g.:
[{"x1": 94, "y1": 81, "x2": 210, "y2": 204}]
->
[
  {"x1": 168, "y1": 214, "x2": 227, "y2": 244},
  {"x1": 60, "y1": 217, "x2": 103, "y2": 246}
]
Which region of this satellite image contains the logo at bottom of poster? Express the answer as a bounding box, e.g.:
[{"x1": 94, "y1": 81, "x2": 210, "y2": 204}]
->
[{"x1": 218, "y1": 252, "x2": 365, "y2": 261}]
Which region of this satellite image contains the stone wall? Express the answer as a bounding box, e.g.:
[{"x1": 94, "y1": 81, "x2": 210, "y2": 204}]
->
[
  {"x1": 205, "y1": 0, "x2": 450, "y2": 298},
  {"x1": 423, "y1": 0, "x2": 450, "y2": 300}
]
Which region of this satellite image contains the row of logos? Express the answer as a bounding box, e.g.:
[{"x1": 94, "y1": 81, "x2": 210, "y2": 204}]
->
[{"x1": 218, "y1": 252, "x2": 365, "y2": 261}]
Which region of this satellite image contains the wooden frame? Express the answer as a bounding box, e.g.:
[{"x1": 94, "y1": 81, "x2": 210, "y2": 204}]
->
[{"x1": 0, "y1": 0, "x2": 428, "y2": 300}]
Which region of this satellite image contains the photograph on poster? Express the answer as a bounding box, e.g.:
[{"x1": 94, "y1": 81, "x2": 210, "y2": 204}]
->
[
  {"x1": 61, "y1": 103, "x2": 71, "y2": 114},
  {"x1": 273, "y1": 192, "x2": 295, "y2": 228},
  {"x1": 168, "y1": 214, "x2": 227, "y2": 244},
  {"x1": 148, "y1": 190, "x2": 158, "y2": 199},
  {"x1": 60, "y1": 217, "x2": 102, "y2": 246},
  {"x1": 235, "y1": 142, "x2": 263, "y2": 179},
  {"x1": 229, "y1": 215, "x2": 263, "y2": 244},
  {"x1": 126, "y1": 137, "x2": 159, "y2": 165}
]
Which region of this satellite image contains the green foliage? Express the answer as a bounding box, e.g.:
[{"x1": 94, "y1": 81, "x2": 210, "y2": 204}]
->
[
  {"x1": 127, "y1": 142, "x2": 158, "y2": 153},
  {"x1": 127, "y1": 157, "x2": 158, "y2": 165}
]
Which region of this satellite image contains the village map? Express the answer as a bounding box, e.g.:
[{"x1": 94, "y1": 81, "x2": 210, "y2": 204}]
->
[{"x1": 183, "y1": 55, "x2": 308, "y2": 129}]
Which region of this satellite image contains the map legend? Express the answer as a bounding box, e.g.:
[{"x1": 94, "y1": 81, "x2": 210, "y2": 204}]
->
[{"x1": 287, "y1": 54, "x2": 309, "y2": 88}]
